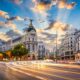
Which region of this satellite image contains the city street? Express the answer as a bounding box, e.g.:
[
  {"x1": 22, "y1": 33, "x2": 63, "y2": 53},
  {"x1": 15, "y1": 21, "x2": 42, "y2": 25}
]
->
[
  {"x1": 0, "y1": 1, "x2": 80, "y2": 80},
  {"x1": 0, "y1": 61, "x2": 80, "y2": 80}
]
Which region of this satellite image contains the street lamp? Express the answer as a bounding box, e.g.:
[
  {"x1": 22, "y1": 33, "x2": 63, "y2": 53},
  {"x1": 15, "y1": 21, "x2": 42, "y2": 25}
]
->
[
  {"x1": 21, "y1": 45, "x2": 24, "y2": 48},
  {"x1": 55, "y1": 30, "x2": 58, "y2": 62}
]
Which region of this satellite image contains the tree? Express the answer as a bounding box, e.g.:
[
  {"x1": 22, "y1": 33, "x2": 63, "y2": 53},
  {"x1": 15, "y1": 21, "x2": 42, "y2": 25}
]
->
[
  {"x1": 6, "y1": 50, "x2": 12, "y2": 59},
  {"x1": 0, "y1": 51, "x2": 9, "y2": 60},
  {"x1": 3, "y1": 52, "x2": 9, "y2": 59},
  {"x1": 11, "y1": 44, "x2": 29, "y2": 60},
  {"x1": 0, "y1": 52, "x2": 3, "y2": 60}
]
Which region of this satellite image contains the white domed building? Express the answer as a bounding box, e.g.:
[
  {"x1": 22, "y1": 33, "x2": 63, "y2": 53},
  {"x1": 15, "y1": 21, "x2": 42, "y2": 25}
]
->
[
  {"x1": 0, "y1": 20, "x2": 46, "y2": 60},
  {"x1": 23, "y1": 20, "x2": 38, "y2": 60}
]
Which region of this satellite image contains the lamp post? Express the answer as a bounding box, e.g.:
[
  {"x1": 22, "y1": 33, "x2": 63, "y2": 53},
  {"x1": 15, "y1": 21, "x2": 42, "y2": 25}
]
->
[{"x1": 55, "y1": 30, "x2": 58, "y2": 62}]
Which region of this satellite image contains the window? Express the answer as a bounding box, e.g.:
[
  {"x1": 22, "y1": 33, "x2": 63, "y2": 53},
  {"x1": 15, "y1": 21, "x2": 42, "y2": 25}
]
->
[
  {"x1": 28, "y1": 44, "x2": 30, "y2": 51},
  {"x1": 29, "y1": 38, "x2": 30, "y2": 41},
  {"x1": 31, "y1": 34, "x2": 35, "y2": 36},
  {"x1": 65, "y1": 52, "x2": 69, "y2": 55},
  {"x1": 33, "y1": 44, "x2": 35, "y2": 51},
  {"x1": 71, "y1": 51, "x2": 73, "y2": 54},
  {"x1": 71, "y1": 44, "x2": 72, "y2": 47},
  {"x1": 39, "y1": 45, "x2": 41, "y2": 48},
  {"x1": 71, "y1": 41, "x2": 72, "y2": 43},
  {"x1": 32, "y1": 38, "x2": 34, "y2": 41}
]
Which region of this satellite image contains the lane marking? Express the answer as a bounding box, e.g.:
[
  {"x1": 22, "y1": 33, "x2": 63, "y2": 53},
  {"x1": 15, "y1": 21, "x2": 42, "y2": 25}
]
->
[
  {"x1": 10, "y1": 64, "x2": 79, "y2": 80},
  {"x1": 46, "y1": 67, "x2": 80, "y2": 75},
  {"x1": 16, "y1": 62, "x2": 80, "y2": 75},
  {"x1": 7, "y1": 65, "x2": 49, "y2": 80},
  {"x1": 43, "y1": 63, "x2": 80, "y2": 69}
]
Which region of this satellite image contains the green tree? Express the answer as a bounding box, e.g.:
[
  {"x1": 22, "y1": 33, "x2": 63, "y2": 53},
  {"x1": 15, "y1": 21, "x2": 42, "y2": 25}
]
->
[{"x1": 12, "y1": 44, "x2": 29, "y2": 60}]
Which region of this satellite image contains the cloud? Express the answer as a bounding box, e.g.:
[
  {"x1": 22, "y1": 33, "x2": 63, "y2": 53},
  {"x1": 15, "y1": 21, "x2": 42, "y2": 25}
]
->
[
  {"x1": 0, "y1": 11, "x2": 23, "y2": 32},
  {"x1": 1, "y1": 20, "x2": 23, "y2": 33},
  {"x1": 36, "y1": 29, "x2": 46, "y2": 39},
  {"x1": 57, "y1": 0, "x2": 76, "y2": 9},
  {"x1": 7, "y1": 16, "x2": 24, "y2": 21},
  {"x1": 0, "y1": 21, "x2": 20, "y2": 32},
  {"x1": 0, "y1": 10, "x2": 23, "y2": 40},
  {"x1": 45, "y1": 20, "x2": 70, "y2": 32},
  {"x1": 44, "y1": 20, "x2": 72, "y2": 46},
  {"x1": 31, "y1": 0, "x2": 56, "y2": 14},
  {"x1": 32, "y1": 0, "x2": 76, "y2": 14},
  {"x1": 5, "y1": 21, "x2": 17, "y2": 30},
  {"x1": 41, "y1": 32, "x2": 56, "y2": 40},
  {"x1": 36, "y1": 28, "x2": 57, "y2": 48},
  {"x1": 0, "y1": 16, "x2": 23, "y2": 32},
  {"x1": 0, "y1": 10, "x2": 9, "y2": 19},
  {"x1": 38, "y1": 19, "x2": 45, "y2": 23},
  {"x1": 0, "y1": 21, "x2": 7, "y2": 28},
  {"x1": 44, "y1": 20, "x2": 56, "y2": 30},
  {"x1": 0, "y1": 21, "x2": 13, "y2": 29},
  {"x1": 58, "y1": 0, "x2": 66, "y2": 9},
  {"x1": 66, "y1": 2, "x2": 76, "y2": 9},
  {"x1": 13, "y1": 29, "x2": 23, "y2": 35},
  {"x1": 6, "y1": 29, "x2": 23, "y2": 38},
  {"x1": 0, "y1": 32, "x2": 11, "y2": 41},
  {"x1": 0, "y1": 21, "x2": 23, "y2": 41},
  {"x1": 11, "y1": 0, "x2": 23, "y2": 4}
]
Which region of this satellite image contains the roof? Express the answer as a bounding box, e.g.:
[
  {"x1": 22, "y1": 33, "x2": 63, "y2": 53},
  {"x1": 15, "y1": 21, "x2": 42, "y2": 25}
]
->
[
  {"x1": 24, "y1": 19, "x2": 36, "y2": 32},
  {"x1": 0, "y1": 39, "x2": 6, "y2": 46},
  {"x1": 26, "y1": 27, "x2": 36, "y2": 32},
  {"x1": 12, "y1": 36, "x2": 22, "y2": 43}
]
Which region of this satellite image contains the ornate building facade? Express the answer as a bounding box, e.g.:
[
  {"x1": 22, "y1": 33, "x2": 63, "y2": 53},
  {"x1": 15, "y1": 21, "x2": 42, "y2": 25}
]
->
[
  {"x1": 23, "y1": 20, "x2": 38, "y2": 59},
  {"x1": 74, "y1": 30, "x2": 80, "y2": 63},
  {"x1": 38, "y1": 41, "x2": 45, "y2": 59},
  {"x1": 0, "y1": 20, "x2": 39, "y2": 59},
  {"x1": 58, "y1": 29, "x2": 77, "y2": 61}
]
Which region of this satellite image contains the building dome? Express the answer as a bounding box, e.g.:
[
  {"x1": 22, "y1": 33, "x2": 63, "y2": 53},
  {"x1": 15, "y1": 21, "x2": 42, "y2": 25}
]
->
[{"x1": 25, "y1": 19, "x2": 36, "y2": 32}]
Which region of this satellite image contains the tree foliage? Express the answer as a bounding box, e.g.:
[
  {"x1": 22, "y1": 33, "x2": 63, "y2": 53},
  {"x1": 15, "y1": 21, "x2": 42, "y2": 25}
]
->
[{"x1": 11, "y1": 44, "x2": 29, "y2": 59}]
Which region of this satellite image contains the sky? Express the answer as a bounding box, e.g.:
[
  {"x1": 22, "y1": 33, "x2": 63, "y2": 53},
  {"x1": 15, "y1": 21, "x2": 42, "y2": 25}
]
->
[{"x1": 0, "y1": 0, "x2": 80, "y2": 50}]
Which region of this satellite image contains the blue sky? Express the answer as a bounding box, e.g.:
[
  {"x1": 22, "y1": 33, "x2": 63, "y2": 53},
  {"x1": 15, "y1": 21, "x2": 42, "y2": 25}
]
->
[
  {"x1": 0, "y1": 0, "x2": 80, "y2": 29},
  {"x1": 0, "y1": 0, "x2": 80, "y2": 44}
]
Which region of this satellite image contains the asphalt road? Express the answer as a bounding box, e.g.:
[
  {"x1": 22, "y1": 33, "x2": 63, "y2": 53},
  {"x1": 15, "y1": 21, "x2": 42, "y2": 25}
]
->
[{"x1": 0, "y1": 61, "x2": 80, "y2": 80}]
